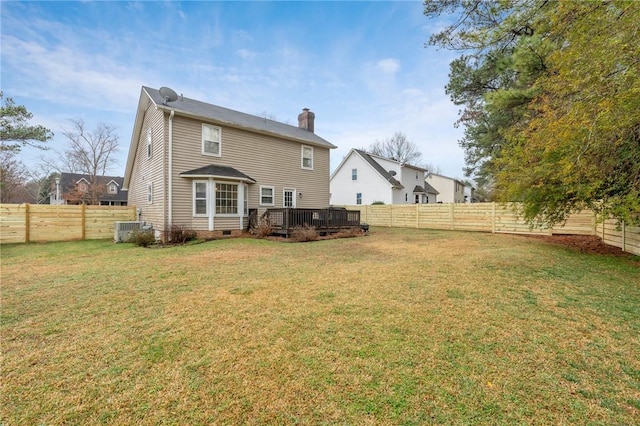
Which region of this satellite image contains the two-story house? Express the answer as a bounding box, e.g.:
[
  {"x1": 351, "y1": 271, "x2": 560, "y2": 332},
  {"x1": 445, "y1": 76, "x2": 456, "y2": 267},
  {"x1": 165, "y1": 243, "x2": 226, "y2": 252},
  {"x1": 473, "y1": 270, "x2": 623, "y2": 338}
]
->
[
  {"x1": 425, "y1": 172, "x2": 466, "y2": 203},
  {"x1": 329, "y1": 149, "x2": 437, "y2": 205},
  {"x1": 123, "y1": 86, "x2": 336, "y2": 240},
  {"x1": 51, "y1": 173, "x2": 128, "y2": 206}
]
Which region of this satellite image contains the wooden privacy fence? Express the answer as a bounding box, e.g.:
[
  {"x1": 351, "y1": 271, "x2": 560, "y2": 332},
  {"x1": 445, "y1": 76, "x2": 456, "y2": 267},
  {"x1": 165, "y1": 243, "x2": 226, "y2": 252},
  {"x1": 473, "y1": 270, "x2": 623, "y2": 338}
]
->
[
  {"x1": 343, "y1": 203, "x2": 640, "y2": 256},
  {"x1": 0, "y1": 204, "x2": 136, "y2": 244},
  {"x1": 597, "y1": 218, "x2": 640, "y2": 256}
]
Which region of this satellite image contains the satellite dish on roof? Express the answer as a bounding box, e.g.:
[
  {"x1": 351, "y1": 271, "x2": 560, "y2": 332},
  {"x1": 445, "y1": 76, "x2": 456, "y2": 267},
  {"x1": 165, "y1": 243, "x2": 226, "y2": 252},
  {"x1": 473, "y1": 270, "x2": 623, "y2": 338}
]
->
[
  {"x1": 389, "y1": 170, "x2": 397, "y2": 176},
  {"x1": 159, "y1": 87, "x2": 178, "y2": 104}
]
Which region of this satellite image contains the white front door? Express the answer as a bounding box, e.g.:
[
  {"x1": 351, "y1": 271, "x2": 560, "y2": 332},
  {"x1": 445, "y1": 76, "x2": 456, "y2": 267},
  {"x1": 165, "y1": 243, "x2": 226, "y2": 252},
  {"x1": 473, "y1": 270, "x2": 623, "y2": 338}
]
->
[{"x1": 283, "y1": 188, "x2": 296, "y2": 208}]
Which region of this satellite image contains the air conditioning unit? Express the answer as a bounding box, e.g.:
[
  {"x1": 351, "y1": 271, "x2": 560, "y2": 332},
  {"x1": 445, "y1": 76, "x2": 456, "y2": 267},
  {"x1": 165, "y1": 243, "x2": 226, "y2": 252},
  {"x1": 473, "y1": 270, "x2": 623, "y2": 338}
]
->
[{"x1": 114, "y1": 221, "x2": 141, "y2": 242}]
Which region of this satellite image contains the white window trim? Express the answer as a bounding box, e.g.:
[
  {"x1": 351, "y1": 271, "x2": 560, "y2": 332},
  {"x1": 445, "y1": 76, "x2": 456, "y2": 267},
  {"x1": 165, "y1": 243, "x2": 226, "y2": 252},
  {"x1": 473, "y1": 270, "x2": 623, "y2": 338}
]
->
[
  {"x1": 202, "y1": 123, "x2": 222, "y2": 157},
  {"x1": 301, "y1": 145, "x2": 313, "y2": 170},
  {"x1": 193, "y1": 180, "x2": 208, "y2": 217},
  {"x1": 260, "y1": 185, "x2": 275, "y2": 206},
  {"x1": 352, "y1": 168, "x2": 357, "y2": 180},
  {"x1": 147, "y1": 182, "x2": 153, "y2": 204},
  {"x1": 108, "y1": 183, "x2": 117, "y2": 194},
  {"x1": 356, "y1": 193, "x2": 362, "y2": 205},
  {"x1": 146, "y1": 127, "x2": 153, "y2": 159}
]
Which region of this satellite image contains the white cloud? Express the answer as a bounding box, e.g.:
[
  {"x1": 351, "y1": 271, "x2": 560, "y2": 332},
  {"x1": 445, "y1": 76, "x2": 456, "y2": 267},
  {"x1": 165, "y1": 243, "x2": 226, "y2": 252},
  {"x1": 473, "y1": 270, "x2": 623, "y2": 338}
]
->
[
  {"x1": 237, "y1": 48, "x2": 257, "y2": 59},
  {"x1": 375, "y1": 58, "x2": 400, "y2": 74}
]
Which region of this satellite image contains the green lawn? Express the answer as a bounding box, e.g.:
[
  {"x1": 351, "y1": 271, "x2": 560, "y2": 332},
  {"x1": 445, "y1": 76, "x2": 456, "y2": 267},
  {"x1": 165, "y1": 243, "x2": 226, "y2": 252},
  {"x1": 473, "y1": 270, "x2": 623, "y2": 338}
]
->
[{"x1": 1, "y1": 227, "x2": 639, "y2": 425}]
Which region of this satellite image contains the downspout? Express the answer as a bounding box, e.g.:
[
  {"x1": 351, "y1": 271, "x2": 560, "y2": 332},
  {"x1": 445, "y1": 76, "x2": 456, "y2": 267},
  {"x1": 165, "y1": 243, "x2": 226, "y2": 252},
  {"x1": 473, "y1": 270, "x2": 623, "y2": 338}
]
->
[{"x1": 168, "y1": 110, "x2": 175, "y2": 238}]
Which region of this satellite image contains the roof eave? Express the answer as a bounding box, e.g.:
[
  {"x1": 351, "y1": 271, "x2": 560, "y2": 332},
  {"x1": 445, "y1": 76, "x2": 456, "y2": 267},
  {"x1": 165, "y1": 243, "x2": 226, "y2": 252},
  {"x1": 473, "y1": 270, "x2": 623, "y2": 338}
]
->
[
  {"x1": 178, "y1": 173, "x2": 256, "y2": 183},
  {"x1": 123, "y1": 88, "x2": 156, "y2": 190}
]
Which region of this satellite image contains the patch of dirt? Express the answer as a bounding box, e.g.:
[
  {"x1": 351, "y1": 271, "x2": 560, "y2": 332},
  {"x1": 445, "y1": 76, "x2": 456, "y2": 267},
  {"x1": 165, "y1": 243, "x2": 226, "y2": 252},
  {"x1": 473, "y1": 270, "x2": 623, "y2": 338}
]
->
[{"x1": 521, "y1": 234, "x2": 634, "y2": 257}]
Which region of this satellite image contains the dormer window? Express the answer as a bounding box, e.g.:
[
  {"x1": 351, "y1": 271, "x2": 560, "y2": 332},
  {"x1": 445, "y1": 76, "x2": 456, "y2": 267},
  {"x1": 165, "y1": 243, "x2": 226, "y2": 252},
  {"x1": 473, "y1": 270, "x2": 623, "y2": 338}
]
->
[
  {"x1": 78, "y1": 182, "x2": 88, "y2": 192},
  {"x1": 108, "y1": 182, "x2": 117, "y2": 194}
]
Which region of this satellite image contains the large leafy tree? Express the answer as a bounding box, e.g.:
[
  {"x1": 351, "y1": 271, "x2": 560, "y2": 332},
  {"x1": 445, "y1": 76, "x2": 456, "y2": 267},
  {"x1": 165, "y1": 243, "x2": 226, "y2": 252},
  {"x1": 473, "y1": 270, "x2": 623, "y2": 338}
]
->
[
  {"x1": 0, "y1": 92, "x2": 53, "y2": 152},
  {"x1": 497, "y1": 1, "x2": 640, "y2": 225},
  {"x1": 424, "y1": 0, "x2": 640, "y2": 225}
]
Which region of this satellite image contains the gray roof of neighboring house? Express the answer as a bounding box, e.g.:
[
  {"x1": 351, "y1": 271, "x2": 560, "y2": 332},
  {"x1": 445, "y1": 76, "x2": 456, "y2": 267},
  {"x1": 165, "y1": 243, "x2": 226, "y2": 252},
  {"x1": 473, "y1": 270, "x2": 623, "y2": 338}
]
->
[
  {"x1": 59, "y1": 173, "x2": 128, "y2": 202},
  {"x1": 354, "y1": 149, "x2": 404, "y2": 189},
  {"x1": 179, "y1": 164, "x2": 256, "y2": 183},
  {"x1": 143, "y1": 86, "x2": 336, "y2": 149},
  {"x1": 416, "y1": 182, "x2": 439, "y2": 194}
]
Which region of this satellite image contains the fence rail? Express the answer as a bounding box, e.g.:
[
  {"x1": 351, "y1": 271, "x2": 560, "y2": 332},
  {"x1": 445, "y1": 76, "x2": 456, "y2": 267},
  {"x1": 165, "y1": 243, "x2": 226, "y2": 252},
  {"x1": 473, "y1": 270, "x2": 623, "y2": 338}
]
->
[
  {"x1": 343, "y1": 203, "x2": 639, "y2": 256},
  {"x1": 0, "y1": 204, "x2": 136, "y2": 244}
]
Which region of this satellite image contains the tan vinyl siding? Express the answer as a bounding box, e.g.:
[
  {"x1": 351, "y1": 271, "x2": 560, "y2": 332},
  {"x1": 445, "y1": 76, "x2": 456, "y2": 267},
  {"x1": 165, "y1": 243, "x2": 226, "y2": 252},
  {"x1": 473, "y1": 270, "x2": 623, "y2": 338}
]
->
[
  {"x1": 215, "y1": 217, "x2": 246, "y2": 231},
  {"x1": 127, "y1": 104, "x2": 166, "y2": 230},
  {"x1": 170, "y1": 115, "x2": 331, "y2": 229}
]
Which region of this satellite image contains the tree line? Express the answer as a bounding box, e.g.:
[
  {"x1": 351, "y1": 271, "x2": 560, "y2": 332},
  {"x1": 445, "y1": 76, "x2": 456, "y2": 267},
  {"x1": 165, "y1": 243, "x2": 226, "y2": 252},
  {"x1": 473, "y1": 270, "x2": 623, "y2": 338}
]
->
[
  {"x1": 0, "y1": 92, "x2": 119, "y2": 204},
  {"x1": 424, "y1": 0, "x2": 640, "y2": 226}
]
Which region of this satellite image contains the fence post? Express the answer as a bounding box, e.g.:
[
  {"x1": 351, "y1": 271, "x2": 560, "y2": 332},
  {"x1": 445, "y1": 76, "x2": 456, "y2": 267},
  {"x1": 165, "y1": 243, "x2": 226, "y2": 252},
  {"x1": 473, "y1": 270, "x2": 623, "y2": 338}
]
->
[
  {"x1": 416, "y1": 204, "x2": 420, "y2": 229},
  {"x1": 622, "y1": 220, "x2": 626, "y2": 252},
  {"x1": 81, "y1": 204, "x2": 86, "y2": 240},
  {"x1": 450, "y1": 203, "x2": 455, "y2": 230},
  {"x1": 491, "y1": 202, "x2": 496, "y2": 234},
  {"x1": 25, "y1": 203, "x2": 30, "y2": 243}
]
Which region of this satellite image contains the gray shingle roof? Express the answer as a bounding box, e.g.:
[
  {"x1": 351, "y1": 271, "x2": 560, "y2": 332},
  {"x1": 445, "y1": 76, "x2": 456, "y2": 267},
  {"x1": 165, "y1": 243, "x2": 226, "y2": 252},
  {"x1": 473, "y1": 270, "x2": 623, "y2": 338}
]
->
[
  {"x1": 354, "y1": 149, "x2": 404, "y2": 189},
  {"x1": 179, "y1": 164, "x2": 256, "y2": 183},
  {"x1": 422, "y1": 181, "x2": 439, "y2": 194},
  {"x1": 60, "y1": 173, "x2": 128, "y2": 202},
  {"x1": 413, "y1": 183, "x2": 439, "y2": 195},
  {"x1": 143, "y1": 86, "x2": 336, "y2": 149}
]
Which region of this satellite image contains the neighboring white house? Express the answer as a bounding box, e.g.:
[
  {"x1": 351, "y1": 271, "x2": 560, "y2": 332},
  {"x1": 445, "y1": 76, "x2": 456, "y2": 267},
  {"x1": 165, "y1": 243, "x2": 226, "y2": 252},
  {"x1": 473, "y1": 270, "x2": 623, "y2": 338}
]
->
[
  {"x1": 425, "y1": 172, "x2": 466, "y2": 203},
  {"x1": 330, "y1": 149, "x2": 437, "y2": 205},
  {"x1": 464, "y1": 185, "x2": 476, "y2": 203}
]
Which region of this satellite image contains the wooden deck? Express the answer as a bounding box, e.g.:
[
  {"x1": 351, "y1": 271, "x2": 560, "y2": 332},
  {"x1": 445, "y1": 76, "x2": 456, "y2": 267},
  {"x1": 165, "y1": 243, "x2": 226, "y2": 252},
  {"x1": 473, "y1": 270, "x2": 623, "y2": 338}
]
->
[{"x1": 252, "y1": 208, "x2": 364, "y2": 236}]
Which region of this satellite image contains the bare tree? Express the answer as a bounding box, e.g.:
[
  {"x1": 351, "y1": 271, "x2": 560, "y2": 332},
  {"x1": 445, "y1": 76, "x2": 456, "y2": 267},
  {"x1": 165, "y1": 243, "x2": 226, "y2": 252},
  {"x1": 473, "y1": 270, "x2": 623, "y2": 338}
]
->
[
  {"x1": 368, "y1": 132, "x2": 423, "y2": 165},
  {"x1": 23, "y1": 166, "x2": 57, "y2": 204},
  {"x1": 0, "y1": 150, "x2": 28, "y2": 202},
  {"x1": 423, "y1": 162, "x2": 443, "y2": 175},
  {"x1": 62, "y1": 119, "x2": 119, "y2": 204}
]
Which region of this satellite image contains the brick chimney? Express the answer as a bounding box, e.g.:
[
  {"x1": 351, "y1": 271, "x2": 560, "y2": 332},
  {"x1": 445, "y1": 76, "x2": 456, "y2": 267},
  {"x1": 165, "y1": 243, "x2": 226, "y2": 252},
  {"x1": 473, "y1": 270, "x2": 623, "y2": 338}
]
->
[{"x1": 297, "y1": 108, "x2": 315, "y2": 133}]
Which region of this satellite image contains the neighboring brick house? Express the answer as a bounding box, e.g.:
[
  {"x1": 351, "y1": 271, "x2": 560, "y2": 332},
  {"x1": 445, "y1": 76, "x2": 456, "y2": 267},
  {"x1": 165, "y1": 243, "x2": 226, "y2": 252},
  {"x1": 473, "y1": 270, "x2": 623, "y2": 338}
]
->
[
  {"x1": 330, "y1": 149, "x2": 437, "y2": 205},
  {"x1": 51, "y1": 173, "x2": 128, "y2": 206},
  {"x1": 123, "y1": 86, "x2": 336, "y2": 239}
]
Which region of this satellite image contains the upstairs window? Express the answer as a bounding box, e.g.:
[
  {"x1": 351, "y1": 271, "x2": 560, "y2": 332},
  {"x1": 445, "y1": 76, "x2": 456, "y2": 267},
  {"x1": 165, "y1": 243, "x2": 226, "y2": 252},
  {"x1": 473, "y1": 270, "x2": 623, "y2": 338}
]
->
[
  {"x1": 146, "y1": 128, "x2": 153, "y2": 159},
  {"x1": 78, "y1": 182, "x2": 88, "y2": 193},
  {"x1": 301, "y1": 145, "x2": 313, "y2": 170},
  {"x1": 108, "y1": 182, "x2": 117, "y2": 194},
  {"x1": 352, "y1": 168, "x2": 357, "y2": 180},
  {"x1": 356, "y1": 193, "x2": 362, "y2": 205},
  {"x1": 202, "y1": 124, "x2": 222, "y2": 157}
]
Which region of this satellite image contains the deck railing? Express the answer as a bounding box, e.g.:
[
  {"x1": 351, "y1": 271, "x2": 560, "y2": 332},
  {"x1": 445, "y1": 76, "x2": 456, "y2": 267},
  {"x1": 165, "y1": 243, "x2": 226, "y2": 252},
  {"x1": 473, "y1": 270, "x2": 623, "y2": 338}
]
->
[{"x1": 261, "y1": 208, "x2": 361, "y2": 234}]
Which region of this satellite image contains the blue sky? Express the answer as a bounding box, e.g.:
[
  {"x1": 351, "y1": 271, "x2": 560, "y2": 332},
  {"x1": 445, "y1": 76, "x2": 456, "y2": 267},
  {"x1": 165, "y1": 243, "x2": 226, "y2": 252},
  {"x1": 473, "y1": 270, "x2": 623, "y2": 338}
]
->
[{"x1": 1, "y1": 1, "x2": 465, "y2": 178}]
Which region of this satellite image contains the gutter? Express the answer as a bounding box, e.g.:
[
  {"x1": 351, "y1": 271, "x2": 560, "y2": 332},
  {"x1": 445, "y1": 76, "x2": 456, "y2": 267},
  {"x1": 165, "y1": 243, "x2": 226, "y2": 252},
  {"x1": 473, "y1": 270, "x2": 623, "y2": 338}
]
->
[{"x1": 168, "y1": 109, "x2": 175, "y2": 232}]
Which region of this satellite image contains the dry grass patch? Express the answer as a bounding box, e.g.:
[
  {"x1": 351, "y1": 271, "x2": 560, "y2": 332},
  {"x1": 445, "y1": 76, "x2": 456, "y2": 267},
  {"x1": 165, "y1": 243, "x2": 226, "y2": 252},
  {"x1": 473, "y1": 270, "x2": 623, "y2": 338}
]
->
[{"x1": 1, "y1": 228, "x2": 639, "y2": 425}]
